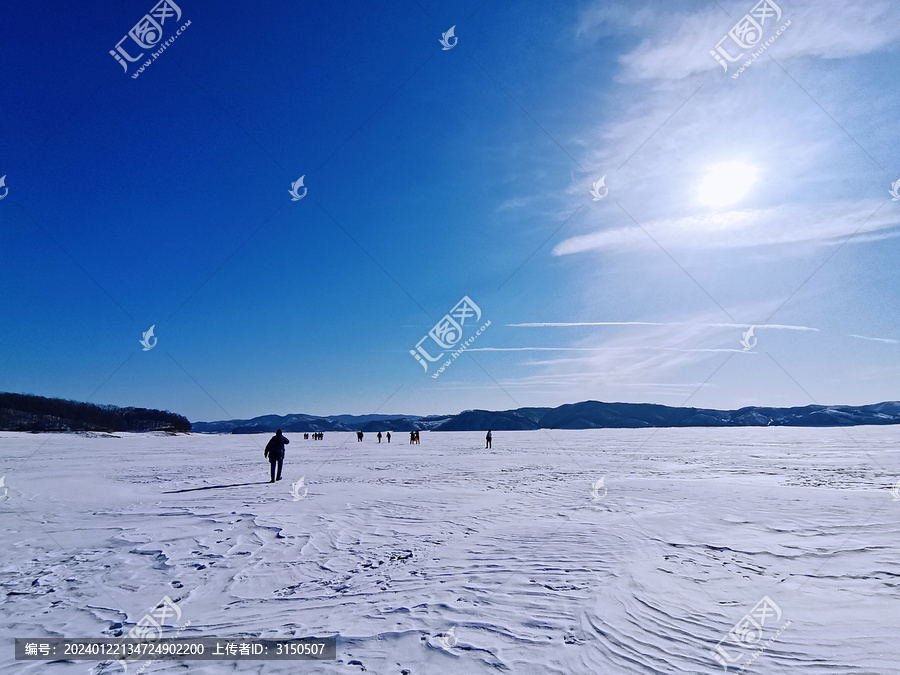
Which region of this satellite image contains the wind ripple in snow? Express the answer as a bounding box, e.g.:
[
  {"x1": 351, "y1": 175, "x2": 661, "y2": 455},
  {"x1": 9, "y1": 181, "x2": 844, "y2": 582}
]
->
[{"x1": 0, "y1": 428, "x2": 897, "y2": 673}]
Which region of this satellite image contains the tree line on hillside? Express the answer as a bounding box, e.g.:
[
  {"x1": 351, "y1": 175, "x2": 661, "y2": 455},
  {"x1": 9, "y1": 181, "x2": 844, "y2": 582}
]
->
[{"x1": 0, "y1": 393, "x2": 191, "y2": 432}]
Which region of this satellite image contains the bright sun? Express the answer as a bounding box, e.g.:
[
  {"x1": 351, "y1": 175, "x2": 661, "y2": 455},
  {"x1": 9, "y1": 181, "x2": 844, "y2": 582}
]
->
[{"x1": 698, "y1": 161, "x2": 758, "y2": 207}]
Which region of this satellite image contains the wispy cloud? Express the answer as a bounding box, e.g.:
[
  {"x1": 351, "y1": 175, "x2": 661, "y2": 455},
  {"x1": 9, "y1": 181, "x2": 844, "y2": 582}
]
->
[
  {"x1": 473, "y1": 306, "x2": 829, "y2": 406},
  {"x1": 849, "y1": 334, "x2": 898, "y2": 344},
  {"x1": 496, "y1": 195, "x2": 542, "y2": 211},
  {"x1": 558, "y1": 1, "x2": 900, "y2": 268},
  {"x1": 470, "y1": 346, "x2": 747, "y2": 353},
  {"x1": 577, "y1": 0, "x2": 900, "y2": 82},
  {"x1": 508, "y1": 321, "x2": 818, "y2": 331},
  {"x1": 552, "y1": 201, "x2": 900, "y2": 256},
  {"x1": 475, "y1": 314, "x2": 728, "y2": 389},
  {"x1": 492, "y1": 371, "x2": 717, "y2": 390}
]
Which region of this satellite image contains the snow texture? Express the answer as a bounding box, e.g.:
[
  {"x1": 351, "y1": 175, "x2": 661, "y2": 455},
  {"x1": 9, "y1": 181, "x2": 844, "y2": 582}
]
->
[{"x1": 1, "y1": 428, "x2": 898, "y2": 673}]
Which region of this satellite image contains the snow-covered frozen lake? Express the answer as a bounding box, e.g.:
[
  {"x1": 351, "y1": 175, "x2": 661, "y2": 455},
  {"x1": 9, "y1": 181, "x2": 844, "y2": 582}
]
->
[{"x1": 2, "y1": 428, "x2": 899, "y2": 673}]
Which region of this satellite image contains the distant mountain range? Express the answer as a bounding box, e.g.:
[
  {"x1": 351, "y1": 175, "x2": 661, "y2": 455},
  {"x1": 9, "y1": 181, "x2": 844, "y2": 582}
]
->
[
  {"x1": 193, "y1": 400, "x2": 900, "y2": 433},
  {"x1": 6, "y1": 393, "x2": 898, "y2": 434}
]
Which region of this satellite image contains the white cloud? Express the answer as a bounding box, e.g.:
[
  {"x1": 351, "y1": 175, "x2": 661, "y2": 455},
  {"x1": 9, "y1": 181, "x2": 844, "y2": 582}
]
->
[
  {"x1": 578, "y1": 0, "x2": 900, "y2": 82},
  {"x1": 849, "y1": 334, "x2": 898, "y2": 344},
  {"x1": 477, "y1": 312, "x2": 748, "y2": 392},
  {"x1": 552, "y1": 200, "x2": 899, "y2": 255},
  {"x1": 497, "y1": 195, "x2": 541, "y2": 211},
  {"x1": 508, "y1": 321, "x2": 818, "y2": 330},
  {"x1": 470, "y1": 346, "x2": 746, "y2": 353}
]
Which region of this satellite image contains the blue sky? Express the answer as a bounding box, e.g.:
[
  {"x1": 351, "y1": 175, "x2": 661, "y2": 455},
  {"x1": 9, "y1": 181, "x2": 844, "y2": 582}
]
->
[{"x1": 1, "y1": 0, "x2": 899, "y2": 422}]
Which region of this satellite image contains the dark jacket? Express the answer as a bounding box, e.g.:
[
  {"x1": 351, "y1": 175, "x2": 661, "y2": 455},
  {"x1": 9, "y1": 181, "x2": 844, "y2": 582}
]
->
[{"x1": 264, "y1": 434, "x2": 289, "y2": 461}]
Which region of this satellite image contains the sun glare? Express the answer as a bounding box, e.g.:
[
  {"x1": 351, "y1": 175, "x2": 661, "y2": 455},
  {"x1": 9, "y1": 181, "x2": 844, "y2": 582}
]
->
[{"x1": 698, "y1": 161, "x2": 758, "y2": 207}]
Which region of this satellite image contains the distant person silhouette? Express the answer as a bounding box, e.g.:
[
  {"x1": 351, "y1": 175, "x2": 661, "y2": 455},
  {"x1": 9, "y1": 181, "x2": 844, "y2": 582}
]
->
[
  {"x1": 409, "y1": 431, "x2": 415, "y2": 444},
  {"x1": 485, "y1": 429, "x2": 492, "y2": 449},
  {"x1": 264, "y1": 429, "x2": 290, "y2": 483},
  {"x1": 414, "y1": 430, "x2": 420, "y2": 444},
  {"x1": 377, "y1": 431, "x2": 382, "y2": 443},
  {"x1": 386, "y1": 431, "x2": 391, "y2": 443},
  {"x1": 357, "y1": 431, "x2": 364, "y2": 442}
]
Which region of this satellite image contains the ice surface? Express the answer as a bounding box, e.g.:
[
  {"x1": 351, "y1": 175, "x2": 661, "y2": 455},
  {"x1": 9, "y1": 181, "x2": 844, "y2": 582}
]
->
[{"x1": 1, "y1": 428, "x2": 898, "y2": 673}]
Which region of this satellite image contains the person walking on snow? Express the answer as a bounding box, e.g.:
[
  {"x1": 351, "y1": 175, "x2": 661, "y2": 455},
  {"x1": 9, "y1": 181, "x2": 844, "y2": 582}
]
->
[
  {"x1": 386, "y1": 431, "x2": 391, "y2": 443},
  {"x1": 264, "y1": 429, "x2": 290, "y2": 483},
  {"x1": 377, "y1": 431, "x2": 382, "y2": 443},
  {"x1": 485, "y1": 429, "x2": 492, "y2": 449}
]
